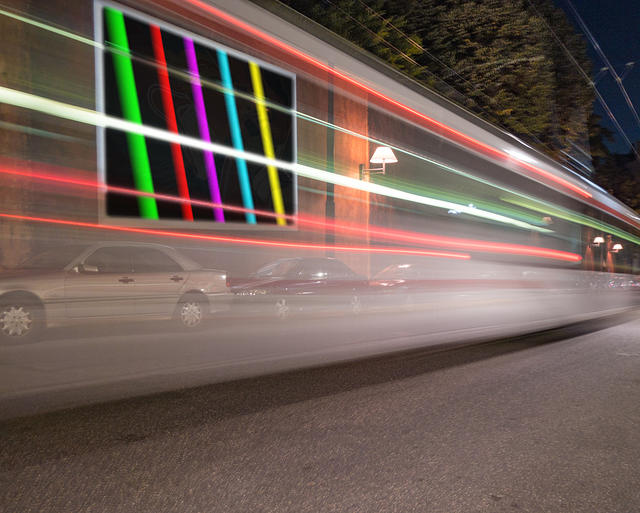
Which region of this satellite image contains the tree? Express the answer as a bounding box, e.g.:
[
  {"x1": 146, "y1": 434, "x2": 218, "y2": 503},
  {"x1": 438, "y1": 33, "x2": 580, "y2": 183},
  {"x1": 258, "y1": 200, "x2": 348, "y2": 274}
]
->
[
  {"x1": 280, "y1": 0, "x2": 424, "y2": 79},
  {"x1": 278, "y1": 0, "x2": 597, "y2": 166},
  {"x1": 592, "y1": 146, "x2": 640, "y2": 213}
]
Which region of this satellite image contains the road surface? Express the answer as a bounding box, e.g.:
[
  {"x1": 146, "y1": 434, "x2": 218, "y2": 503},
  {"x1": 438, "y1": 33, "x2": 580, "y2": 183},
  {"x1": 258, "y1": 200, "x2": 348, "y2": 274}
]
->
[{"x1": 2, "y1": 313, "x2": 640, "y2": 512}]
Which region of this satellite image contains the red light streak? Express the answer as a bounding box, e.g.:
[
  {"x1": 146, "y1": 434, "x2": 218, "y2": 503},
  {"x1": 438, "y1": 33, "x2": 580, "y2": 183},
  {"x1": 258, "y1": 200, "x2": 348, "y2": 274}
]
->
[
  {"x1": 150, "y1": 24, "x2": 193, "y2": 220},
  {"x1": 0, "y1": 161, "x2": 584, "y2": 262},
  {"x1": 180, "y1": 0, "x2": 591, "y2": 199},
  {"x1": 0, "y1": 212, "x2": 471, "y2": 259}
]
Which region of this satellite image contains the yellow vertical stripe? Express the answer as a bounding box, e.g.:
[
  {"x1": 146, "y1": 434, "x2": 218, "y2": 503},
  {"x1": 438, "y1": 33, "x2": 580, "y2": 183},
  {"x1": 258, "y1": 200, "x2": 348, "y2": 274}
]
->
[{"x1": 249, "y1": 62, "x2": 286, "y2": 225}]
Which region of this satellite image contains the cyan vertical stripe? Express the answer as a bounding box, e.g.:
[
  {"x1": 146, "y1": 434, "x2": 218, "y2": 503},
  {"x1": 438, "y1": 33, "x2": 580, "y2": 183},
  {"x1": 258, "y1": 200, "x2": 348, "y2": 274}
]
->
[{"x1": 217, "y1": 49, "x2": 256, "y2": 224}]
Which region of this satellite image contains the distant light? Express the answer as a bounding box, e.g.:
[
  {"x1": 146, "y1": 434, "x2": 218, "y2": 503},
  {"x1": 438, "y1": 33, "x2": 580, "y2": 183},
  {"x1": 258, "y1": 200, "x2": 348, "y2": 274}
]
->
[
  {"x1": 593, "y1": 236, "x2": 605, "y2": 245},
  {"x1": 505, "y1": 148, "x2": 537, "y2": 165},
  {"x1": 612, "y1": 243, "x2": 623, "y2": 252},
  {"x1": 370, "y1": 146, "x2": 398, "y2": 164}
]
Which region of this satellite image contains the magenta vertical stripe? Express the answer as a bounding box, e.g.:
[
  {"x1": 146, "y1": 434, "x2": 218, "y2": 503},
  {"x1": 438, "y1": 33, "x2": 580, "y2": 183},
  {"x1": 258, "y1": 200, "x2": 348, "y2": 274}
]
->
[{"x1": 184, "y1": 37, "x2": 224, "y2": 222}]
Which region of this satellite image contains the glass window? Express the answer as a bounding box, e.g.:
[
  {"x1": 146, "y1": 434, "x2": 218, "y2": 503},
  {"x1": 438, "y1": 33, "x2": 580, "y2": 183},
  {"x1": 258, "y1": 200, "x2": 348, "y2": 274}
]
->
[
  {"x1": 84, "y1": 247, "x2": 132, "y2": 273},
  {"x1": 324, "y1": 260, "x2": 356, "y2": 279},
  {"x1": 296, "y1": 259, "x2": 355, "y2": 280},
  {"x1": 20, "y1": 245, "x2": 89, "y2": 270},
  {"x1": 131, "y1": 248, "x2": 182, "y2": 273},
  {"x1": 101, "y1": 6, "x2": 295, "y2": 225},
  {"x1": 253, "y1": 260, "x2": 299, "y2": 278}
]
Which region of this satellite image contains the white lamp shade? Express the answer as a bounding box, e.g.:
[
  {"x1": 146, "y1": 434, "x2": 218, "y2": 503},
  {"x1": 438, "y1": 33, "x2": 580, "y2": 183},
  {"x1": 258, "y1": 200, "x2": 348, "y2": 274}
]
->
[
  {"x1": 593, "y1": 236, "x2": 605, "y2": 245},
  {"x1": 612, "y1": 243, "x2": 623, "y2": 251},
  {"x1": 370, "y1": 146, "x2": 397, "y2": 164}
]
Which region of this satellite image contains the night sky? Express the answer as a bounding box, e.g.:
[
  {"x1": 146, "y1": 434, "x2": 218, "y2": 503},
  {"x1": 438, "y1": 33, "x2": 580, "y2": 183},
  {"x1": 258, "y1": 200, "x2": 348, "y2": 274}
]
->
[{"x1": 554, "y1": 0, "x2": 640, "y2": 155}]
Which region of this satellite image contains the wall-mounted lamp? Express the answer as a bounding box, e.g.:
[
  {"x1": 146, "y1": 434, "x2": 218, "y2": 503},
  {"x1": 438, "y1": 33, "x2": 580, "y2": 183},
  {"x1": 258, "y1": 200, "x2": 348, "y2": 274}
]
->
[
  {"x1": 592, "y1": 236, "x2": 605, "y2": 246},
  {"x1": 612, "y1": 243, "x2": 623, "y2": 253},
  {"x1": 360, "y1": 146, "x2": 397, "y2": 180}
]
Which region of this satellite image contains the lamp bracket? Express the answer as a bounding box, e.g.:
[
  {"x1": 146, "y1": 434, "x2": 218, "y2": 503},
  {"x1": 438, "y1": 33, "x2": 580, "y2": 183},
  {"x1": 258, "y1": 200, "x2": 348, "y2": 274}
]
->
[{"x1": 359, "y1": 163, "x2": 386, "y2": 180}]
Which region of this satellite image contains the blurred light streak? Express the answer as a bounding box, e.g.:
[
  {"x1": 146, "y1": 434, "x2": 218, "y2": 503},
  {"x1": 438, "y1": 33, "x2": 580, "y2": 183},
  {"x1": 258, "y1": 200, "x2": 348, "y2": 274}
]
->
[
  {"x1": 179, "y1": 0, "x2": 591, "y2": 199},
  {"x1": 0, "y1": 161, "x2": 583, "y2": 262},
  {"x1": 104, "y1": 7, "x2": 158, "y2": 219},
  {"x1": 374, "y1": 174, "x2": 547, "y2": 227},
  {"x1": 0, "y1": 86, "x2": 547, "y2": 232},
  {"x1": 0, "y1": 9, "x2": 620, "y2": 227},
  {"x1": 294, "y1": 162, "x2": 550, "y2": 232},
  {"x1": 296, "y1": 113, "x2": 552, "y2": 226},
  {"x1": 217, "y1": 49, "x2": 256, "y2": 224},
  {"x1": 183, "y1": 37, "x2": 224, "y2": 221},
  {"x1": 150, "y1": 25, "x2": 194, "y2": 221},
  {"x1": 504, "y1": 196, "x2": 640, "y2": 247},
  {"x1": 249, "y1": 61, "x2": 287, "y2": 225},
  {"x1": 0, "y1": 7, "x2": 99, "y2": 47},
  {"x1": 0, "y1": 213, "x2": 471, "y2": 260},
  {"x1": 0, "y1": 6, "x2": 591, "y2": 200},
  {"x1": 1, "y1": 5, "x2": 523, "y2": 224},
  {"x1": 0, "y1": 120, "x2": 89, "y2": 145}
]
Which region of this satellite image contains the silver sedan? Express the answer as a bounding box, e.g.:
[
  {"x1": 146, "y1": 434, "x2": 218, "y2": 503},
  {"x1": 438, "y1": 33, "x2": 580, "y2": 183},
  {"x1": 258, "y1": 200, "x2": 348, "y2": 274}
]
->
[{"x1": 0, "y1": 242, "x2": 230, "y2": 342}]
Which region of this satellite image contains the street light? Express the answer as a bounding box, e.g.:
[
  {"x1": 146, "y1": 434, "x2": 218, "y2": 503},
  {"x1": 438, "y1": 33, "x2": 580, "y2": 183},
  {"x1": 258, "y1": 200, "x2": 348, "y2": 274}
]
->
[
  {"x1": 612, "y1": 243, "x2": 623, "y2": 253},
  {"x1": 360, "y1": 146, "x2": 397, "y2": 180},
  {"x1": 592, "y1": 236, "x2": 605, "y2": 246}
]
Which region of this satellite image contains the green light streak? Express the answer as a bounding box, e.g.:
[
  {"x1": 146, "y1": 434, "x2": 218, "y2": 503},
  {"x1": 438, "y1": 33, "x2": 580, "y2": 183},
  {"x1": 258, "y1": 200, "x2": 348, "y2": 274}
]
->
[
  {"x1": 104, "y1": 7, "x2": 158, "y2": 219},
  {"x1": 375, "y1": 174, "x2": 548, "y2": 227},
  {"x1": 504, "y1": 196, "x2": 640, "y2": 246}
]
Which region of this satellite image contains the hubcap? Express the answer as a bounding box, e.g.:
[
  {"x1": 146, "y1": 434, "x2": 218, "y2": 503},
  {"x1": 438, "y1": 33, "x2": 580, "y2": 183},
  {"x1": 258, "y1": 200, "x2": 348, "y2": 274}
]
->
[
  {"x1": 275, "y1": 299, "x2": 290, "y2": 319},
  {"x1": 181, "y1": 301, "x2": 203, "y2": 327},
  {"x1": 1, "y1": 306, "x2": 33, "y2": 337}
]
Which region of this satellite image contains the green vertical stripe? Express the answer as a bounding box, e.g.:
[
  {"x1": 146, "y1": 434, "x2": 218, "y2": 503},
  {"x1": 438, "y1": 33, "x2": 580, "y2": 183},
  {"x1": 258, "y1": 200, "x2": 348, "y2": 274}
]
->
[{"x1": 104, "y1": 7, "x2": 158, "y2": 219}]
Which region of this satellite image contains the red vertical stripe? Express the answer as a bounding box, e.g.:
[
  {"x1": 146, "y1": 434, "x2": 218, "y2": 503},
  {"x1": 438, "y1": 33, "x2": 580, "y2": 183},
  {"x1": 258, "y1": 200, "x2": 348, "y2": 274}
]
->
[{"x1": 149, "y1": 24, "x2": 194, "y2": 221}]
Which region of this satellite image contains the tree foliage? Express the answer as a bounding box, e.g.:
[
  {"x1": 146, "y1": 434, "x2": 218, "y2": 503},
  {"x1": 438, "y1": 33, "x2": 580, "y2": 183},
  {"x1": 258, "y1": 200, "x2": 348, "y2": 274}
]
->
[
  {"x1": 278, "y1": 0, "x2": 597, "y2": 165},
  {"x1": 592, "y1": 141, "x2": 640, "y2": 213}
]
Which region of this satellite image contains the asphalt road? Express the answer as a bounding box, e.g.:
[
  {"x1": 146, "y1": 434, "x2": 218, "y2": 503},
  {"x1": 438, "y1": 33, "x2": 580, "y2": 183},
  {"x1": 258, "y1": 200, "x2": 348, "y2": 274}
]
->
[{"x1": 2, "y1": 313, "x2": 640, "y2": 512}]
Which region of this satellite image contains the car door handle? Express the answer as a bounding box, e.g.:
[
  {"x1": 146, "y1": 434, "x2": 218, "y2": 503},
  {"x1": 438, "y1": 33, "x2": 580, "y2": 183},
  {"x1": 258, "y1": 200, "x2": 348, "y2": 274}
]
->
[
  {"x1": 170, "y1": 275, "x2": 184, "y2": 282},
  {"x1": 118, "y1": 277, "x2": 135, "y2": 283}
]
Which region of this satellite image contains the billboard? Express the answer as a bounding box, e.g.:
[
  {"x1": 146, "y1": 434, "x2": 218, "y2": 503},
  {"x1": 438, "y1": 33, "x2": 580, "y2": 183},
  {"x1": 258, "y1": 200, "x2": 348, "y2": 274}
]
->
[{"x1": 96, "y1": 2, "x2": 296, "y2": 227}]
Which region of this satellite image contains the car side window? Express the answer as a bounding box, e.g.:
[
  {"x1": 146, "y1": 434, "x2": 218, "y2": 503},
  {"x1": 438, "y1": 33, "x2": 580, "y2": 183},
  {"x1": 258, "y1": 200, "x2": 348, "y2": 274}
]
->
[
  {"x1": 84, "y1": 247, "x2": 132, "y2": 273},
  {"x1": 325, "y1": 261, "x2": 355, "y2": 279},
  {"x1": 132, "y1": 248, "x2": 183, "y2": 273},
  {"x1": 297, "y1": 262, "x2": 328, "y2": 280}
]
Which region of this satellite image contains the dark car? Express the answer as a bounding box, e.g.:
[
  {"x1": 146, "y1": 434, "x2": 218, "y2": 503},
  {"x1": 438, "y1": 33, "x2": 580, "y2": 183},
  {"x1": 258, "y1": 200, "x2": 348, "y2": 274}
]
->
[
  {"x1": 231, "y1": 257, "x2": 369, "y2": 319},
  {"x1": 0, "y1": 242, "x2": 230, "y2": 342}
]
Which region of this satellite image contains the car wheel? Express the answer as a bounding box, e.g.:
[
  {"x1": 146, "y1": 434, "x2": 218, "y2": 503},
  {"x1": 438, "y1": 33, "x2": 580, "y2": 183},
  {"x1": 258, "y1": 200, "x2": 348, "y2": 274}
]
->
[
  {"x1": 350, "y1": 294, "x2": 362, "y2": 315},
  {"x1": 275, "y1": 298, "x2": 290, "y2": 320},
  {"x1": 177, "y1": 295, "x2": 207, "y2": 329},
  {"x1": 0, "y1": 300, "x2": 43, "y2": 343}
]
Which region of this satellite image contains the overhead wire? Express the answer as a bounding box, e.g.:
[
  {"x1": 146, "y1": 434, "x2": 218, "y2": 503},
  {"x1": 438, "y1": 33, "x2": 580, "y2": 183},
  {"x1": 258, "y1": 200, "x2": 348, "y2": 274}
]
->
[
  {"x1": 564, "y1": 0, "x2": 640, "y2": 133},
  {"x1": 525, "y1": 0, "x2": 640, "y2": 161}
]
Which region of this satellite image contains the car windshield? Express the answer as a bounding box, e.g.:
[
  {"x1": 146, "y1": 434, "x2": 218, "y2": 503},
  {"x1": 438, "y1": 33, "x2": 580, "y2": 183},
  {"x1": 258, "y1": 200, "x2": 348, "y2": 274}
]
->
[
  {"x1": 375, "y1": 264, "x2": 415, "y2": 279},
  {"x1": 19, "y1": 245, "x2": 88, "y2": 270},
  {"x1": 252, "y1": 260, "x2": 299, "y2": 279}
]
